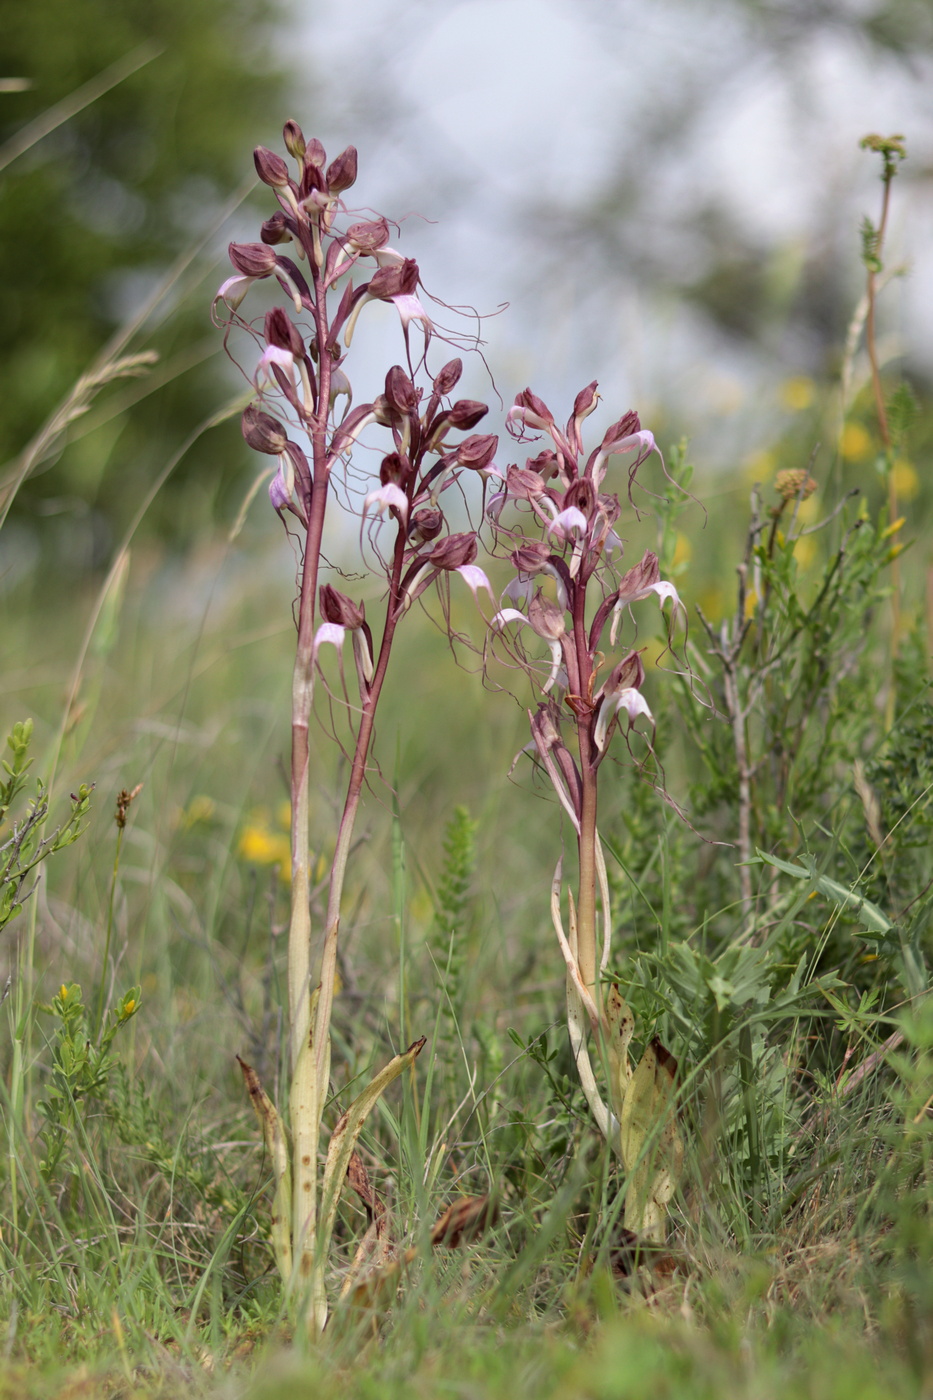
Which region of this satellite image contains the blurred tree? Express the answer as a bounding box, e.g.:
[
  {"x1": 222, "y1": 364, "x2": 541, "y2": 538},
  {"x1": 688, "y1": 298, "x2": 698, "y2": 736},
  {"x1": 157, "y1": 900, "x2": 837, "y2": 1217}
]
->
[{"x1": 0, "y1": 0, "x2": 290, "y2": 562}]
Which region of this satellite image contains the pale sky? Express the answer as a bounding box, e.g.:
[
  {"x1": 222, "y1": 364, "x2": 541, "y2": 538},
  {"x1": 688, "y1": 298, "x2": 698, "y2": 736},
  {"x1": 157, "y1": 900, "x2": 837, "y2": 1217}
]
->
[{"x1": 281, "y1": 0, "x2": 933, "y2": 462}]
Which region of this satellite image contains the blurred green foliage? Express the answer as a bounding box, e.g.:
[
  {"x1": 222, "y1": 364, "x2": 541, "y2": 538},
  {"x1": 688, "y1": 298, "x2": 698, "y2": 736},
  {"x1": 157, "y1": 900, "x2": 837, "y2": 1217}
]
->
[{"x1": 0, "y1": 0, "x2": 289, "y2": 556}]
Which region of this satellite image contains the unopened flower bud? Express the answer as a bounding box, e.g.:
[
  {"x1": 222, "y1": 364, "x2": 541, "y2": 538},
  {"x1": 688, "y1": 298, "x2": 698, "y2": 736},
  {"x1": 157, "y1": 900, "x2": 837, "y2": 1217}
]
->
[
  {"x1": 429, "y1": 532, "x2": 478, "y2": 571},
  {"x1": 320, "y1": 583, "x2": 365, "y2": 630},
  {"x1": 346, "y1": 218, "x2": 390, "y2": 253},
  {"x1": 305, "y1": 137, "x2": 326, "y2": 168},
  {"x1": 242, "y1": 405, "x2": 288, "y2": 454},
  {"x1": 600, "y1": 411, "x2": 641, "y2": 451},
  {"x1": 384, "y1": 365, "x2": 419, "y2": 415},
  {"x1": 409, "y1": 507, "x2": 444, "y2": 544},
  {"x1": 506, "y1": 465, "x2": 547, "y2": 500},
  {"x1": 254, "y1": 146, "x2": 291, "y2": 188},
  {"x1": 448, "y1": 400, "x2": 488, "y2": 430},
  {"x1": 264, "y1": 306, "x2": 305, "y2": 358},
  {"x1": 456, "y1": 434, "x2": 498, "y2": 469},
  {"x1": 572, "y1": 381, "x2": 599, "y2": 421},
  {"x1": 774, "y1": 469, "x2": 817, "y2": 502},
  {"x1": 282, "y1": 120, "x2": 306, "y2": 160},
  {"x1": 510, "y1": 540, "x2": 552, "y2": 573},
  {"x1": 508, "y1": 389, "x2": 553, "y2": 433},
  {"x1": 326, "y1": 145, "x2": 358, "y2": 193},
  {"x1": 616, "y1": 551, "x2": 660, "y2": 604},
  {"x1": 602, "y1": 650, "x2": 645, "y2": 697},
  {"x1": 260, "y1": 212, "x2": 293, "y2": 245},
  {"x1": 228, "y1": 241, "x2": 278, "y2": 277},
  {"x1": 528, "y1": 591, "x2": 566, "y2": 641},
  {"x1": 433, "y1": 359, "x2": 463, "y2": 396}
]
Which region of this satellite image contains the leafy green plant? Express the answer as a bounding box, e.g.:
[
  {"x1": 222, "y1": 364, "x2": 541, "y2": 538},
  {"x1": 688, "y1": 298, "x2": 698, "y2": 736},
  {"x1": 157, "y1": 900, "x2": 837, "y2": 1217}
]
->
[
  {"x1": 37, "y1": 980, "x2": 139, "y2": 1180},
  {"x1": 0, "y1": 720, "x2": 92, "y2": 938}
]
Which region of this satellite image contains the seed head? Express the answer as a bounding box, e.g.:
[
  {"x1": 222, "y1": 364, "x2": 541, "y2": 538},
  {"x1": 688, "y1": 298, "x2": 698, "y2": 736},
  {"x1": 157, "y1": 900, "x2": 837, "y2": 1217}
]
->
[{"x1": 774, "y1": 469, "x2": 817, "y2": 503}]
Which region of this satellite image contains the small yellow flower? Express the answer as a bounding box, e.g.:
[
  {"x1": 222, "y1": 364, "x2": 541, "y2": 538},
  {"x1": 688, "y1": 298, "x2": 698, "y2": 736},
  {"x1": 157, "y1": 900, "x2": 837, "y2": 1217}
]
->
[
  {"x1": 780, "y1": 376, "x2": 815, "y2": 412},
  {"x1": 177, "y1": 794, "x2": 216, "y2": 830},
  {"x1": 792, "y1": 535, "x2": 816, "y2": 569},
  {"x1": 672, "y1": 532, "x2": 692, "y2": 568},
  {"x1": 840, "y1": 423, "x2": 873, "y2": 462},
  {"x1": 697, "y1": 586, "x2": 723, "y2": 622},
  {"x1": 892, "y1": 459, "x2": 919, "y2": 502},
  {"x1": 238, "y1": 825, "x2": 291, "y2": 872}
]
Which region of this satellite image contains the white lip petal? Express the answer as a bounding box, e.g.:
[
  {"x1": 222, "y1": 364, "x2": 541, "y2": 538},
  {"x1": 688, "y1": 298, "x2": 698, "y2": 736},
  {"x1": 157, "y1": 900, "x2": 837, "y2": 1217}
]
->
[
  {"x1": 594, "y1": 686, "x2": 653, "y2": 751},
  {"x1": 455, "y1": 564, "x2": 494, "y2": 602},
  {"x1": 548, "y1": 507, "x2": 588, "y2": 540},
  {"x1": 363, "y1": 483, "x2": 409, "y2": 520},
  {"x1": 491, "y1": 607, "x2": 529, "y2": 632},
  {"x1": 312, "y1": 622, "x2": 346, "y2": 663},
  {"x1": 255, "y1": 344, "x2": 297, "y2": 392},
  {"x1": 215, "y1": 274, "x2": 255, "y2": 309},
  {"x1": 650, "y1": 580, "x2": 683, "y2": 610}
]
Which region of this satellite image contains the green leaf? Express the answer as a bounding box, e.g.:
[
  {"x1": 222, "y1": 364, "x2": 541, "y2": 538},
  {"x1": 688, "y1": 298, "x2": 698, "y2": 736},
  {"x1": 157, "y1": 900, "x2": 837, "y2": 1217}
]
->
[{"x1": 753, "y1": 850, "x2": 895, "y2": 938}]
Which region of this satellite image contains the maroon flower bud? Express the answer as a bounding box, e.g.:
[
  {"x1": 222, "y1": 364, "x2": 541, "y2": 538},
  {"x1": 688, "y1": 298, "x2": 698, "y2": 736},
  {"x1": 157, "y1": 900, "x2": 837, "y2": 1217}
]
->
[
  {"x1": 326, "y1": 145, "x2": 358, "y2": 193},
  {"x1": 456, "y1": 433, "x2": 498, "y2": 469},
  {"x1": 616, "y1": 551, "x2": 660, "y2": 605},
  {"x1": 507, "y1": 389, "x2": 554, "y2": 434},
  {"x1": 506, "y1": 465, "x2": 547, "y2": 500},
  {"x1": 254, "y1": 146, "x2": 291, "y2": 188},
  {"x1": 241, "y1": 405, "x2": 288, "y2": 455},
  {"x1": 602, "y1": 650, "x2": 646, "y2": 696},
  {"x1": 515, "y1": 388, "x2": 552, "y2": 420},
  {"x1": 228, "y1": 242, "x2": 278, "y2": 277},
  {"x1": 409, "y1": 507, "x2": 444, "y2": 544},
  {"x1": 346, "y1": 218, "x2": 390, "y2": 253},
  {"x1": 380, "y1": 452, "x2": 411, "y2": 486},
  {"x1": 264, "y1": 306, "x2": 305, "y2": 358},
  {"x1": 320, "y1": 584, "x2": 365, "y2": 630},
  {"x1": 528, "y1": 591, "x2": 566, "y2": 641},
  {"x1": 368, "y1": 259, "x2": 419, "y2": 301},
  {"x1": 448, "y1": 400, "x2": 488, "y2": 430},
  {"x1": 572, "y1": 382, "x2": 599, "y2": 421},
  {"x1": 305, "y1": 137, "x2": 326, "y2": 168},
  {"x1": 510, "y1": 539, "x2": 552, "y2": 573},
  {"x1": 600, "y1": 411, "x2": 640, "y2": 451},
  {"x1": 282, "y1": 120, "x2": 306, "y2": 160},
  {"x1": 299, "y1": 140, "x2": 328, "y2": 197},
  {"x1": 260, "y1": 211, "x2": 293, "y2": 245},
  {"x1": 384, "y1": 365, "x2": 419, "y2": 416},
  {"x1": 429, "y1": 532, "x2": 478, "y2": 571},
  {"x1": 433, "y1": 359, "x2": 463, "y2": 396}
]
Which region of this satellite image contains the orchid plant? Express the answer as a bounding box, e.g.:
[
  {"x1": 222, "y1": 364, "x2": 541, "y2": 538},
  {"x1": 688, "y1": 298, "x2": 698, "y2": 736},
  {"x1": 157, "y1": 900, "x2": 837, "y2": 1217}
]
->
[
  {"x1": 214, "y1": 122, "x2": 496, "y2": 1333},
  {"x1": 487, "y1": 386, "x2": 685, "y2": 1239}
]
